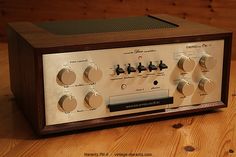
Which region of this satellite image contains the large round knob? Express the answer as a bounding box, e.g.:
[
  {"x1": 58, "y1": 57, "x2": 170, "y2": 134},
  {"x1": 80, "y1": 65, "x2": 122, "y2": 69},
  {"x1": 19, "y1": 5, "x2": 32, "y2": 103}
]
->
[
  {"x1": 85, "y1": 91, "x2": 103, "y2": 108},
  {"x1": 84, "y1": 66, "x2": 103, "y2": 82},
  {"x1": 177, "y1": 80, "x2": 194, "y2": 96},
  {"x1": 198, "y1": 78, "x2": 215, "y2": 93},
  {"x1": 178, "y1": 56, "x2": 195, "y2": 72},
  {"x1": 58, "y1": 95, "x2": 77, "y2": 112},
  {"x1": 57, "y1": 68, "x2": 76, "y2": 85},
  {"x1": 199, "y1": 54, "x2": 216, "y2": 70}
]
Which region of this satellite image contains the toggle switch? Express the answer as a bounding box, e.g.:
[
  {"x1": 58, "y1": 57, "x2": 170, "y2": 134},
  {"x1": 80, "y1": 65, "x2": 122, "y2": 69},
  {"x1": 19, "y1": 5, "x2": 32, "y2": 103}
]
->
[
  {"x1": 116, "y1": 65, "x2": 125, "y2": 75},
  {"x1": 127, "y1": 64, "x2": 136, "y2": 74},
  {"x1": 159, "y1": 60, "x2": 168, "y2": 71},
  {"x1": 137, "y1": 62, "x2": 147, "y2": 73},
  {"x1": 148, "y1": 61, "x2": 157, "y2": 72}
]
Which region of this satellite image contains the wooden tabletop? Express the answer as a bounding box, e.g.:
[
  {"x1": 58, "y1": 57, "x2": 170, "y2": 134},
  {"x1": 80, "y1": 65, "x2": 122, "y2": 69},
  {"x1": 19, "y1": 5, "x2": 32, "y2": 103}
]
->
[{"x1": 0, "y1": 42, "x2": 236, "y2": 157}]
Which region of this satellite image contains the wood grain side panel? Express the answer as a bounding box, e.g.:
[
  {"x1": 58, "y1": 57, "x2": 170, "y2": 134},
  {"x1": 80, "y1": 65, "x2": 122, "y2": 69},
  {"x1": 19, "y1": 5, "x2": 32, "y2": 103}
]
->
[
  {"x1": 7, "y1": 25, "x2": 40, "y2": 133},
  {"x1": 7, "y1": 26, "x2": 20, "y2": 96},
  {"x1": 221, "y1": 35, "x2": 232, "y2": 105}
]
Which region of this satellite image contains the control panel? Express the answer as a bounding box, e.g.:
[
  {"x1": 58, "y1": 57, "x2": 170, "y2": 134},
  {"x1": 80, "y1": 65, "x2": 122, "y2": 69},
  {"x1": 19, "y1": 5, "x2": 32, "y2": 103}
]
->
[{"x1": 43, "y1": 40, "x2": 224, "y2": 125}]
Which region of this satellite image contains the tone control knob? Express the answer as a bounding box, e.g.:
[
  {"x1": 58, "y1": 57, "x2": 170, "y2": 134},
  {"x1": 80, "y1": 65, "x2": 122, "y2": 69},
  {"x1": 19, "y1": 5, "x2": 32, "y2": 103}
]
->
[
  {"x1": 178, "y1": 56, "x2": 195, "y2": 72},
  {"x1": 177, "y1": 80, "x2": 194, "y2": 96},
  {"x1": 57, "y1": 68, "x2": 76, "y2": 85},
  {"x1": 84, "y1": 66, "x2": 103, "y2": 82},
  {"x1": 85, "y1": 91, "x2": 103, "y2": 109},
  {"x1": 198, "y1": 78, "x2": 215, "y2": 93},
  {"x1": 199, "y1": 54, "x2": 216, "y2": 69},
  {"x1": 58, "y1": 95, "x2": 77, "y2": 112}
]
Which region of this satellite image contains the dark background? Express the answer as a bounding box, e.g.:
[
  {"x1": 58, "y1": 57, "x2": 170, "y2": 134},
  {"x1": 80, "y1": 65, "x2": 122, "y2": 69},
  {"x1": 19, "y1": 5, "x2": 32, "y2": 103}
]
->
[{"x1": 0, "y1": 0, "x2": 235, "y2": 59}]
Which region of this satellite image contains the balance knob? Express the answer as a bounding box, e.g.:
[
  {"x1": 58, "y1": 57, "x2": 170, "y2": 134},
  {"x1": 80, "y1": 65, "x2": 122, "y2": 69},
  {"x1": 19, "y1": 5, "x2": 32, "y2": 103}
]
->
[
  {"x1": 85, "y1": 91, "x2": 103, "y2": 108},
  {"x1": 57, "y1": 68, "x2": 76, "y2": 85},
  {"x1": 198, "y1": 78, "x2": 215, "y2": 93},
  {"x1": 178, "y1": 56, "x2": 195, "y2": 72},
  {"x1": 58, "y1": 95, "x2": 77, "y2": 112},
  {"x1": 84, "y1": 66, "x2": 103, "y2": 82},
  {"x1": 199, "y1": 54, "x2": 216, "y2": 69},
  {"x1": 177, "y1": 80, "x2": 194, "y2": 96}
]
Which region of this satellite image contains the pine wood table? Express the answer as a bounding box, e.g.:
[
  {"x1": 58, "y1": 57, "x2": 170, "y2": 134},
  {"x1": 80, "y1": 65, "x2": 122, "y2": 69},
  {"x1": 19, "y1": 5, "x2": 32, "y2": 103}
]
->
[{"x1": 0, "y1": 42, "x2": 236, "y2": 157}]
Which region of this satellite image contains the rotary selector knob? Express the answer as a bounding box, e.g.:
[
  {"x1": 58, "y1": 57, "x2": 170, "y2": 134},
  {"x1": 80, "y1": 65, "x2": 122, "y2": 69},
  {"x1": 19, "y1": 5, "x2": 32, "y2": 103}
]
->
[
  {"x1": 58, "y1": 95, "x2": 77, "y2": 112},
  {"x1": 57, "y1": 68, "x2": 76, "y2": 85},
  {"x1": 85, "y1": 91, "x2": 103, "y2": 109},
  {"x1": 198, "y1": 78, "x2": 215, "y2": 93},
  {"x1": 178, "y1": 56, "x2": 195, "y2": 72},
  {"x1": 84, "y1": 66, "x2": 103, "y2": 82},
  {"x1": 199, "y1": 54, "x2": 216, "y2": 70},
  {"x1": 177, "y1": 80, "x2": 194, "y2": 96}
]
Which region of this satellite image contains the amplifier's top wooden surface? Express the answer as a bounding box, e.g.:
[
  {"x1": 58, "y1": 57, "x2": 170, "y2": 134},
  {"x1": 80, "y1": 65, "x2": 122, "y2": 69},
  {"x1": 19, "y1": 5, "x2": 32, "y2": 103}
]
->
[
  {"x1": 0, "y1": 42, "x2": 236, "y2": 157},
  {"x1": 7, "y1": 14, "x2": 232, "y2": 49}
]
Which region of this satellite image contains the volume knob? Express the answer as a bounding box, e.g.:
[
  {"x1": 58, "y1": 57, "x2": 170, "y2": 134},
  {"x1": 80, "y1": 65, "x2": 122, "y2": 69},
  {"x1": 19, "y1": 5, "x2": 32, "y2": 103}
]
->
[
  {"x1": 85, "y1": 91, "x2": 103, "y2": 109},
  {"x1": 58, "y1": 95, "x2": 77, "y2": 112},
  {"x1": 198, "y1": 78, "x2": 215, "y2": 93},
  {"x1": 84, "y1": 66, "x2": 103, "y2": 82},
  {"x1": 177, "y1": 80, "x2": 194, "y2": 96},
  {"x1": 199, "y1": 54, "x2": 216, "y2": 70},
  {"x1": 57, "y1": 68, "x2": 76, "y2": 85},
  {"x1": 178, "y1": 56, "x2": 195, "y2": 72}
]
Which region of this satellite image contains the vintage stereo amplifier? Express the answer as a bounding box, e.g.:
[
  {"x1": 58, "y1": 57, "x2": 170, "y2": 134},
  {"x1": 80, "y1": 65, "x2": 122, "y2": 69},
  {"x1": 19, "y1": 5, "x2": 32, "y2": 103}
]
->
[{"x1": 7, "y1": 14, "x2": 232, "y2": 135}]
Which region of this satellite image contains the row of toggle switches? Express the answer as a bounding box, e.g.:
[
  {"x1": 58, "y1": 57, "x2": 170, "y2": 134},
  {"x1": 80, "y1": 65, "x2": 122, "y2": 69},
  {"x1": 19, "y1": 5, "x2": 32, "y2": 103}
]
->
[
  {"x1": 116, "y1": 60, "x2": 168, "y2": 75},
  {"x1": 115, "y1": 54, "x2": 216, "y2": 75}
]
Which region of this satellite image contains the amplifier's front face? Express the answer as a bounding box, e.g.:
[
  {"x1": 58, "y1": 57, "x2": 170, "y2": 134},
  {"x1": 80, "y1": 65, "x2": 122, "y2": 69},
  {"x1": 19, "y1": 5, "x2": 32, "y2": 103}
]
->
[{"x1": 42, "y1": 39, "x2": 224, "y2": 126}]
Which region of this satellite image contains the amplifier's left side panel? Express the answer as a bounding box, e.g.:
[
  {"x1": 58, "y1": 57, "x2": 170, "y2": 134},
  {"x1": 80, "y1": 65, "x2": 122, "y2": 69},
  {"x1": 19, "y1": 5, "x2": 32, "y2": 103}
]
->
[{"x1": 7, "y1": 24, "x2": 42, "y2": 134}]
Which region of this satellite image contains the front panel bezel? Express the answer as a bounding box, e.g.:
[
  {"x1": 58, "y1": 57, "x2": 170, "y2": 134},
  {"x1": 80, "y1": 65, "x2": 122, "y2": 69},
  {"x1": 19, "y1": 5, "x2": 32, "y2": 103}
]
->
[{"x1": 36, "y1": 34, "x2": 232, "y2": 135}]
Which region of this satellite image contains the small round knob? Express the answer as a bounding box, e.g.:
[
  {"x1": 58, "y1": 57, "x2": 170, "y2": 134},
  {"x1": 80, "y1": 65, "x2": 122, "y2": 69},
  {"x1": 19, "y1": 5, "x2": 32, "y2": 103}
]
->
[
  {"x1": 178, "y1": 56, "x2": 195, "y2": 72},
  {"x1": 198, "y1": 78, "x2": 215, "y2": 93},
  {"x1": 84, "y1": 66, "x2": 103, "y2": 82},
  {"x1": 177, "y1": 80, "x2": 194, "y2": 96},
  {"x1": 58, "y1": 95, "x2": 77, "y2": 112},
  {"x1": 57, "y1": 68, "x2": 76, "y2": 85},
  {"x1": 85, "y1": 91, "x2": 103, "y2": 108},
  {"x1": 199, "y1": 54, "x2": 216, "y2": 70}
]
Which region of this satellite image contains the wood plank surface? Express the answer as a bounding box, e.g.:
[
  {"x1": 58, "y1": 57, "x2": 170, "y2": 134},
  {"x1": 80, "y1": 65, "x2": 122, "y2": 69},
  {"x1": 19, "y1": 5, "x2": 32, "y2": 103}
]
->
[
  {"x1": 0, "y1": 41, "x2": 236, "y2": 157},
  {"x1": 0, "y1": 0, "x2": 236, "y2": 59}
]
